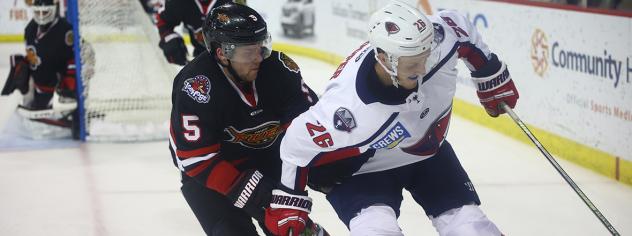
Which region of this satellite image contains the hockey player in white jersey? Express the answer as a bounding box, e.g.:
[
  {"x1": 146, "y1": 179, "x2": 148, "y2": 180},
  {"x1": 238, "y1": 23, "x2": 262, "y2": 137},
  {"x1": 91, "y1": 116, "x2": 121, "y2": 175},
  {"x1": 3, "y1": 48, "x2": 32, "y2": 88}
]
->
[{"x1": 264, "y1": 1, "x2": 518, "y2": 236}]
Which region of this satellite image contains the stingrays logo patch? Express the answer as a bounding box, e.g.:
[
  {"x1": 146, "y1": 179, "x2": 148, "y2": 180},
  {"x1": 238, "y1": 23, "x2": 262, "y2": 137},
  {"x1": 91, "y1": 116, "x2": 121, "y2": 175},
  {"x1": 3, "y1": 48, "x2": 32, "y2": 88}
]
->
[
  {"x1": 333, "y1": 107, "x2": 356, "y2": 132},
  {"x1": 182, "y1": 75, "x2": 211, "y2": 103},
  {"x1": 385, "y1": 22, "x2": 400, "y2": 36},
  {"x1": 279, "y1": 53, "x2": 299, "y2": 73},
  {"x1": 370, "y1": 122, "x2": 411, "y2": 150}
]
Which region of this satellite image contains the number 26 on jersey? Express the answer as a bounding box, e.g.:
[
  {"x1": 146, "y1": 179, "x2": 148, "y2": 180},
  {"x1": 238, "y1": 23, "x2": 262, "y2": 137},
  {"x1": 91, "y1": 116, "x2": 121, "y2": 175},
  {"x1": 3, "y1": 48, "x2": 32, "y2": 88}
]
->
[{"x1": 305, "y1": 122, "x2": 333, "y2": 148}]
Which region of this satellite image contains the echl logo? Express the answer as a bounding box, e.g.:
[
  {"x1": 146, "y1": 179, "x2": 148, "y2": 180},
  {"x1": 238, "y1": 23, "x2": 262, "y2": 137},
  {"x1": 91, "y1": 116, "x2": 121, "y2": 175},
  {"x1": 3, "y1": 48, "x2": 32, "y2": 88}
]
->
[
  {"x1": 224, "y1": 121, "x2": 283, "y2": 149},
  {"x1": 182, "y1": 75, "x2": 211, "y2": 103},
  {"x1": 385, "y1": 22, "x2": 400, "y2": 36}
]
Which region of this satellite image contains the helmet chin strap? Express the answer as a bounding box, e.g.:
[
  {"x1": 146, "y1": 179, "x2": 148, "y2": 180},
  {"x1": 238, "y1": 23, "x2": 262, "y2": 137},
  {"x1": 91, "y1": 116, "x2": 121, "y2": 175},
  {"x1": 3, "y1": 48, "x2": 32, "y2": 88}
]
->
[{"x1": 374, "y1": 49, "x2": 400, "y2": 88}]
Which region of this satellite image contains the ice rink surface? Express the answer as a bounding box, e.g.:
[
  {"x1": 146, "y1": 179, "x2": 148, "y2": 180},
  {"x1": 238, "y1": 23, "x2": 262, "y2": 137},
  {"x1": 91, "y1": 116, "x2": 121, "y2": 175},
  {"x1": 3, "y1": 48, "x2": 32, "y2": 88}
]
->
[{"x1": 0, "y1": 43, "x2": 631, "y2": 235}]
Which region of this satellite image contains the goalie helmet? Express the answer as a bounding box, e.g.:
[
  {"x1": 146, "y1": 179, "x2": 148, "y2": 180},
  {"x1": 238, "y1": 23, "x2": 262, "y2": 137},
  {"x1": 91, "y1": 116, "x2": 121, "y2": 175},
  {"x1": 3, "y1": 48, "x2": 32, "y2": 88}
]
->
[
  {"x1": 202, "y1": 3, "x2": 271, "y2": 60},
  {"x1": 368, "y1": 1, "x2": 438, "y2": 87},
  {"x1": 31, "y1": 0, "x2": 57, "y2": 25}
]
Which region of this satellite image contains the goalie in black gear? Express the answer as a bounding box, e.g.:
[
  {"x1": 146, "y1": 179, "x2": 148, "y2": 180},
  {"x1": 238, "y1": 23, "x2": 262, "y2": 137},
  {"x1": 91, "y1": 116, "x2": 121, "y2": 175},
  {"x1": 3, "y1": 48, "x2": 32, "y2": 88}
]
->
[{"x1": 1, "y1": 0, "x2": 89, "y2": 139}]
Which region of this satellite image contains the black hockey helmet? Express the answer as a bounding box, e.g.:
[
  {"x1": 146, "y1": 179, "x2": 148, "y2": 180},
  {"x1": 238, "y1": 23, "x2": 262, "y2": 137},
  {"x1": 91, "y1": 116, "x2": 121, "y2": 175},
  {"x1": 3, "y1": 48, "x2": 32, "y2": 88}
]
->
[
  {"x1": 202, "y1": 3, "x2": 271, "y2": 60},
  {"x1": 30, "y1": 0, "x2": 57, "y2": 25}
]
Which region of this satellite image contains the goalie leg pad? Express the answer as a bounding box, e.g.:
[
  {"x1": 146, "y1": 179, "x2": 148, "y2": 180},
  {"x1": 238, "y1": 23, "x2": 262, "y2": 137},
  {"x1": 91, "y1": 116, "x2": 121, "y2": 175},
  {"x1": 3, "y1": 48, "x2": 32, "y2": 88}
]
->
[
  {"x1": 430, "y1": 204, "x2": 502, "y2": 236},
  {"x1": 348, "y1": 205, "x2": 403, "y2": 236}
]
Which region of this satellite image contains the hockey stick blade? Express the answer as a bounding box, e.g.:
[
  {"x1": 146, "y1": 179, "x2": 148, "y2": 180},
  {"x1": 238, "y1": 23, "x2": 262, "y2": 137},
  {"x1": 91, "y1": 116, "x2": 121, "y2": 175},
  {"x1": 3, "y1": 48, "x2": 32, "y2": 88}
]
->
[{"x1": 500, "y1": 102, "x2": 619, "y2": 236}]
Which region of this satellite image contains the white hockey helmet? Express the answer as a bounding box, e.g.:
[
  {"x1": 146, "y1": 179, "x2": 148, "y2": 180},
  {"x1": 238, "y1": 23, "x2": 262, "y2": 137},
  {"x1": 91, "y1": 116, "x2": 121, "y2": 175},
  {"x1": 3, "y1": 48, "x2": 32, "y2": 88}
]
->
[{"x1": 368, "y1": 0, "x2": 437, "y2": 87}]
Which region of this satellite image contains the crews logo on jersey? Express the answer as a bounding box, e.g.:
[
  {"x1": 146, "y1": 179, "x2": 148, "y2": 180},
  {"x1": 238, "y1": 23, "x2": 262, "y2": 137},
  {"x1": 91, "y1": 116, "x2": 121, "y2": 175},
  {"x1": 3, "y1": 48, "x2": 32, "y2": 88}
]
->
[
  {"x1": 225, "y1": 121, "x2": 283, "y2": 149},
  {"x1": 370, "y1": 122, "x2": 411, "y2": 150},
  {"x1": 182, "y1": 75, "x2": 211, "y2": 103},
  {"x1": 279, "y1": 53, "x2": 299, "y2": 73},
  {"x1": 333, "y1": 107, "x2": 356, "y2": 132}
]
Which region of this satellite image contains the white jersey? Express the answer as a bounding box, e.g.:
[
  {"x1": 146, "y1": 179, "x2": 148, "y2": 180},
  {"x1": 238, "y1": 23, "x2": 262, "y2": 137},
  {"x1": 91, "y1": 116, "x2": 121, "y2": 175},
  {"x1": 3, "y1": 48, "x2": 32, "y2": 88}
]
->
[{"x1": 280, "y1": 10, "x2": 495, "y2": 190}]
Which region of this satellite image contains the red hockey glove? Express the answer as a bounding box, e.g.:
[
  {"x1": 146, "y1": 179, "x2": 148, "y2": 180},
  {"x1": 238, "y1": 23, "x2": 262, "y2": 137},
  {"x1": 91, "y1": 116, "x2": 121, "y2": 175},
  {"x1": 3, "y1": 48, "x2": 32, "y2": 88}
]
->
[
  {"x1": 265, "y1": 189, "x2": 312, "y2": 236},
  {"x1": 473, "y1": 62, "x2": 519, "y2": 117}
]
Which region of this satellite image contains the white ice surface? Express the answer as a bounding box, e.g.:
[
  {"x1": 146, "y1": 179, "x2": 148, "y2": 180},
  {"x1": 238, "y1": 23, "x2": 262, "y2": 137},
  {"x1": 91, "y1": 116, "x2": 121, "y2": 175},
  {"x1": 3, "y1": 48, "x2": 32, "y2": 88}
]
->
[{"x1": 0, "y1": 43, "x2": 630, "y2": 235}]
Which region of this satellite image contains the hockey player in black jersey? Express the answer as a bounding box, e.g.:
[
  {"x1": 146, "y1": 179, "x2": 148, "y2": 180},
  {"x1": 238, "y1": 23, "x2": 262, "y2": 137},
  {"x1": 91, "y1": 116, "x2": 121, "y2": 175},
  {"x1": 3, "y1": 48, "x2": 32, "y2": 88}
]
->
[
  {"x1": 1, "y1": 0, "x2": 81, "y2": 139},
  {"x1": 168, "y1": 3, "x2": 326, "y2": 236},
  {"x1": 156, "y1": 0, "x2": 234, "y2": 65}
]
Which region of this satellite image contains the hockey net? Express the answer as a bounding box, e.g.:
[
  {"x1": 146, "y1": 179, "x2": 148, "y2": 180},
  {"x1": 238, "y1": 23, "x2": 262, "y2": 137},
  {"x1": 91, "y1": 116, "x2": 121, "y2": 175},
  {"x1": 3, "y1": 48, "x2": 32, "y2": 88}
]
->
[{"x1": 73, "y1": 0, "x2": 176, "y2": 141}]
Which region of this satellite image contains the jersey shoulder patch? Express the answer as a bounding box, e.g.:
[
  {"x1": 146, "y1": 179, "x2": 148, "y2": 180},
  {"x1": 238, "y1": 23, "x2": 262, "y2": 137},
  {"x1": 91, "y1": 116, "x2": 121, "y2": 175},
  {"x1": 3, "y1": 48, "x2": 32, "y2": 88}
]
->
[
  {"x1": 278, "y1": 52, "x2": 300, "y2": 73},
  {"x1": 182, "y1": 75, "x2": 211, "y2": 103},
  {"x1": 333, "y1": 107, "x2": 357, "y2": 132}
]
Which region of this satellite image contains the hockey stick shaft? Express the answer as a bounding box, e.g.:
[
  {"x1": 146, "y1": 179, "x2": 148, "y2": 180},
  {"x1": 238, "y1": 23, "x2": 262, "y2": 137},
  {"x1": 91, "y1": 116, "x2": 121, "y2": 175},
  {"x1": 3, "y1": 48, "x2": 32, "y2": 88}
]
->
[{"x1": 500, "y1": 102, "x2": 619, "y2": 235}]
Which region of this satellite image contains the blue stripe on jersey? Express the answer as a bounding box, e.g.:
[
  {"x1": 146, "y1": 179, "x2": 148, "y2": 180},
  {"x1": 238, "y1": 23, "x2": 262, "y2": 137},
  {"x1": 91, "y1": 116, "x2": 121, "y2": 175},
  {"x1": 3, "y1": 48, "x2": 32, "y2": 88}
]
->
[
  {"x1": 357, "y1": 112, "x2": 399, "y2": 147},
  {"x1": 422, "y1": 42, "x2": 460, "y2": 83}
]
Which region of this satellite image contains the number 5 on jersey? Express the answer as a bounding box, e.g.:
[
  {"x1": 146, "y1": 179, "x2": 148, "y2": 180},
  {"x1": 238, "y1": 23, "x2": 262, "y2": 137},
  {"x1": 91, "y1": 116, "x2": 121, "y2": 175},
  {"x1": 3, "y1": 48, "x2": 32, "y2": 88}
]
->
[
  {"x1": 182, "y1": 115, "x2": 200, "y2": 142},
  {"x1": 305, "y1": 122, "x2": 333, "y2": 148}
]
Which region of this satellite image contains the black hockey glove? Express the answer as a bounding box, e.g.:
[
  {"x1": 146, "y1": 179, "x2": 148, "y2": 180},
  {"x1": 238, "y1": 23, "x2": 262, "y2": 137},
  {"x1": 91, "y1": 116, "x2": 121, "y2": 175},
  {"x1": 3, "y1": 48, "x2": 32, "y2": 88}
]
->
[
  {"x1": 2, "y1": 54, "x2": 29, "y2": 96},
  {"x1": 158, "y1": 33, "x2": 188, "y2": 66},
  {"x1": 226, "y1": 169, "x2": 274, "y2": 221}
]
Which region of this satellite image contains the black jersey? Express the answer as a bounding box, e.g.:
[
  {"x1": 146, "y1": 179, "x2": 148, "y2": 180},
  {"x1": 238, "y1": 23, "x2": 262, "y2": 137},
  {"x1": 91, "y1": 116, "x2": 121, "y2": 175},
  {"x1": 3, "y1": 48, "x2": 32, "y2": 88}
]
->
[
  {"x1": 24, "y1": 18, "x2": 75, "y2": 93},
  {"x1": 169, "y1": 51, "x2": 318, "y2": 196},
  {"x1": 156, "y1": 0, "x2": 232, "y2": 57}
]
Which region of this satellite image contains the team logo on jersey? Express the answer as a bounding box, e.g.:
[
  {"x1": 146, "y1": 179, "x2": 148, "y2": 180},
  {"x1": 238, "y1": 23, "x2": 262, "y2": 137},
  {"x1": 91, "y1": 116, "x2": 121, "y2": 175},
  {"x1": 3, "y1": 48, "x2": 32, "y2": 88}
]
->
[
  {"x1": 25, "y1": 46, "x2": 41, "y2": 70},
  {"x1": 385, "y1": 22, "x2": 400, "y2": 36},
  {"x1": 65, "y1": 31, "x2": 73, "y2": 46},
  {"x1": 370, "y1": 122, "x2": 411, "y2": 150},
  {"x1": 225, "y1": 121, "x2": 283, "y2": 149},
  {"x1": 333, "y1": 107, "x2": 356, "y2": 132},
  {"x1": 433, "y1": 23, "x2": 445, "y2": 44},
  {"x1": 182, "y1": 75, "x2": 211, "y2": 103},
  {"x1": 279, "y1": 53, "x2": 299, "y2": 73},
  {"x1": 402, "y1": 108, "x2": 452, "y2": 156}
]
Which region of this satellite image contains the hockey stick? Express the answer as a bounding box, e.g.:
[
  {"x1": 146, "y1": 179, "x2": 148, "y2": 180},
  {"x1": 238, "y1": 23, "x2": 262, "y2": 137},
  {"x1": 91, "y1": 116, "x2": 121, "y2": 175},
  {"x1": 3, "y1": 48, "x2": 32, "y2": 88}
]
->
[{"x1": 499, "y1": 102, "x2": 620, "y2": 236}]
